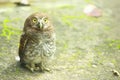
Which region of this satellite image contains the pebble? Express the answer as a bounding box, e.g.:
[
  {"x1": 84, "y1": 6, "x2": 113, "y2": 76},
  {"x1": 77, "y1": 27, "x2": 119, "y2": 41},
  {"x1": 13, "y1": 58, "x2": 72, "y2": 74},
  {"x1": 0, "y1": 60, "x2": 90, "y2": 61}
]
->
[{"x1": 112, "y1": 69, "x2": 120, "y2": 76}]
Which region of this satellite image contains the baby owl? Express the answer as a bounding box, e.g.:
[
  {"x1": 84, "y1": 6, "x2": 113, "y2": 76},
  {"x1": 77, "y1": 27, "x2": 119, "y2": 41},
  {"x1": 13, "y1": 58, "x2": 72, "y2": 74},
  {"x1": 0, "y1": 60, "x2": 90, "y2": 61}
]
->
[{"x1": 19, "y1": 12, "x2": 56, "y2": 72}]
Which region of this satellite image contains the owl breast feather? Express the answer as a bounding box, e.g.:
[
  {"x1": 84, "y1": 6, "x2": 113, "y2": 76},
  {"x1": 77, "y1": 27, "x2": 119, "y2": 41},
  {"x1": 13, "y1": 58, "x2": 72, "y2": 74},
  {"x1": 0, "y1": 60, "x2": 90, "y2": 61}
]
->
[
  {"x1": 32, "y1": 33, "x2": 55, "y2": 56},
  {"x1": 23, "y1": 32, "x2": 56, "y2": 64}
]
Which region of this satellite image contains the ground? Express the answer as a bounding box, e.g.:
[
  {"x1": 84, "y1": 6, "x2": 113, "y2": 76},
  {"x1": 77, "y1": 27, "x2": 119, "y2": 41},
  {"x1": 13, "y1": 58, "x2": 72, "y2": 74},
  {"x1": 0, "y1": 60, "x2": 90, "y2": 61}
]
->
[{"x1": 0, "y1": 0, "x2": 120, "y2": 80}]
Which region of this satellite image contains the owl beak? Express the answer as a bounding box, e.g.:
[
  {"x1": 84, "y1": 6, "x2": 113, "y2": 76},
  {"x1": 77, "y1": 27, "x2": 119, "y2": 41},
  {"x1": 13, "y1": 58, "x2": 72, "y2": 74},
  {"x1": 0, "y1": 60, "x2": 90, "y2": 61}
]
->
[
  {"x1": 40, "y1": 22, "x2": 44, "y2": 28},
  {"x1": 37, "y1": 20, "x2": 44, "y2": 29}
]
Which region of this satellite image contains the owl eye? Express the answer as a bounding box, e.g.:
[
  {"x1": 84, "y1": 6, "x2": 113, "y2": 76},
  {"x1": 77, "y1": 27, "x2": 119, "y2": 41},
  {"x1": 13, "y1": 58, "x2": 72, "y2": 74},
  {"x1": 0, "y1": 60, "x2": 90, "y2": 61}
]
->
[
  {"x1": 44, "y1": 18, "x2": 48, "y2": 22},
  {"x1": 32, "y1": 18, "x2": 38, "y2": 23}
]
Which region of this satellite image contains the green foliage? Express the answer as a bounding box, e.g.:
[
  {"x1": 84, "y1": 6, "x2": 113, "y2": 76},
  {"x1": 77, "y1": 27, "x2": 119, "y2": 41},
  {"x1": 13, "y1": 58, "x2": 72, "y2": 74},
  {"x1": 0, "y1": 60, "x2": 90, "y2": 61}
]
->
[
  {"x1": 62, "y1": 14, "x2": 99, "y2": 20},
  {"x1": 68, "y1": 51, "x2": 82, "y2": 61},
  {"x1": 58, "y1": 5, "x2": 75, "y2": 9},
  {"x1": 0, "y1": 18, "x2": 21, "y2": 40},
  {"x1": 62, "y1": 16, "x2": 74, "y2": 28},
  {"x1": 94, "y1": 39, "x2": 120, "y2": 54},
  {"x1": 109, "y1": 39, "x2": 120, "y2": 49},
  {"x1": 61, "y1": 14, "x2": 99, "y2": 28}
]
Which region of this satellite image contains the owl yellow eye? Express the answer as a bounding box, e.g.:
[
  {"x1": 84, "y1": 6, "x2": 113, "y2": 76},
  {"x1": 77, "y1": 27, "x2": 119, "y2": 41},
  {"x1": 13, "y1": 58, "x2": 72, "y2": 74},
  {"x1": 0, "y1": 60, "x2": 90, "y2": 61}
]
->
[
  {"x1": 44, "y1": 18, "x2": 48, "y2": 22},
  {"x1": 32, "y1": 18, "x2": 37, "y2": 23}
]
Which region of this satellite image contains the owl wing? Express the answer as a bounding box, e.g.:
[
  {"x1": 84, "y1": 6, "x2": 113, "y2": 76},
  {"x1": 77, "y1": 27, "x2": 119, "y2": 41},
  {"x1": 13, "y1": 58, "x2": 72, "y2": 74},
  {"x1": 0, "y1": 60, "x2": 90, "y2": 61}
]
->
[{"x1": 19, "y1": 33, "x2": 28, "y2": 62}]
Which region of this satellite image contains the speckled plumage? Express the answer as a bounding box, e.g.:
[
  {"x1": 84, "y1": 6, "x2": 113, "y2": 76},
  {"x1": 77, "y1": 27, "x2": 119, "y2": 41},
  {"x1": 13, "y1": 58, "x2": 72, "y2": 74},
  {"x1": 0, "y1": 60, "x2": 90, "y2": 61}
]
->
[{"x1": 19, "y1": 12, "x2": 56, "y2": 72}]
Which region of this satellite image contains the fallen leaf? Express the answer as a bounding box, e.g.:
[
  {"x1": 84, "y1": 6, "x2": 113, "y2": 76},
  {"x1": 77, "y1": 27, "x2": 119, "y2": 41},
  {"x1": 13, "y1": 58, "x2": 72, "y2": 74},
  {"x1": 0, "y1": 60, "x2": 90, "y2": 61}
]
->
[{"x1": 83, "y1": 4, "x2": 102, "y2": 17}]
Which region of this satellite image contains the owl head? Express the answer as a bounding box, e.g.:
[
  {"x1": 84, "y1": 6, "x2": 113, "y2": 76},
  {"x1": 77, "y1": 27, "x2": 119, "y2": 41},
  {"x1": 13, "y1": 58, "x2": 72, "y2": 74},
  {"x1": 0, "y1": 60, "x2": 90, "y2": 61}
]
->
[{"x1": 24, "y1": 12, "x2": 53, "y2": 32}]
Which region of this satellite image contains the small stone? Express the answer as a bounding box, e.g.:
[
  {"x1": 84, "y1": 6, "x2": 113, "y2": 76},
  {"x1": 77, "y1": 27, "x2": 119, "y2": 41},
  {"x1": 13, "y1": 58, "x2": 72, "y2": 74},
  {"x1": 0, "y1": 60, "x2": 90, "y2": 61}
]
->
[
  {"x1": 92, "y1": 64, "x2": 97, "y2": 68},
  {"x1": 14, "y1": 0, "x2": 30, "y2": 6},
  {"x1": 112, "y1": 69, "x2": 120, "y2": 76},
  {"x1": 15, "y1": 56, "x2": 20, "y2": 61}
]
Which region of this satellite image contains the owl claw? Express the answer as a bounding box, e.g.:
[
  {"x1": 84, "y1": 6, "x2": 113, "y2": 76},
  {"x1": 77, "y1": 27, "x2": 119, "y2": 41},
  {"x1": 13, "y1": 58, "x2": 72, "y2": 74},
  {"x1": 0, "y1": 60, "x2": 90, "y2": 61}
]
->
[
  {"x1": 40, "y1": 67, "x2": 51, "y2": 72},
  {"x1": 44, "y1": 68, "x2": 51, "y2": 72},
  {"x1": 25, "y1": 64, "x2": 35, "y2": 72},
  {"x1": 35, "y1": 67, "x2": 40, "y2": 71},
  {"x1": 30, "y1": 68, "x2": 34, "y2": 72}
]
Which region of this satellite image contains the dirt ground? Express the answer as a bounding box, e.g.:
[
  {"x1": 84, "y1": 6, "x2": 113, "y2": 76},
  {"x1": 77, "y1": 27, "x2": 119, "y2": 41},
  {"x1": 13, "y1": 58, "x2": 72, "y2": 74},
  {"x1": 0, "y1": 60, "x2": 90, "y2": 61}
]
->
[{"x1": 0, "y1": 0, "x2": 120, "y2": 80}]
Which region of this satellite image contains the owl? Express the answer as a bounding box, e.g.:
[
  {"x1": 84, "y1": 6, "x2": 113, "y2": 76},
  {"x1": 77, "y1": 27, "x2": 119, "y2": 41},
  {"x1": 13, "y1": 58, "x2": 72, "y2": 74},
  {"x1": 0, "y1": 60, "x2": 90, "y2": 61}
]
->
[{"x1": 19, "y1": 12, "x2": 56, "y2": 72}]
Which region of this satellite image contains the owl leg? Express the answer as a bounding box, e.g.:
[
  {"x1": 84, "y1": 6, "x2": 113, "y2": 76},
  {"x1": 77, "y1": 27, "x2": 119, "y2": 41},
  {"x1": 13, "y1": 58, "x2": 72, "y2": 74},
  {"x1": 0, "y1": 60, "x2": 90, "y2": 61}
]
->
[
  {"x1": 25, "y1": 63, "x2": 35, "y2": 72},
  {"x1": 38, "y1": 62, "x2": 51, "y2": 72}
]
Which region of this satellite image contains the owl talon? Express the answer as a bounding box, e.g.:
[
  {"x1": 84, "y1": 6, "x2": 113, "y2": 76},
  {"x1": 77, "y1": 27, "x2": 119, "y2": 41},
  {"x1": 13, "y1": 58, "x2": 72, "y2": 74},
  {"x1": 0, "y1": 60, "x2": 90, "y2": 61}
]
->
[
  {"x1": 40, "y1": 67, "x2": 51, "y2": 72},
  {"x1": 35, "y1": 67, "x2": 40, "y2": 71},
  {"x1": 30, "y1": 68, "x2": 34, "y2": 72},
  {"x1": 25, "y1": 64, "x2": 35, "y2": 72},
  {"x1": 44, "y1": 68, "x2": 51, "y2": 72}
]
